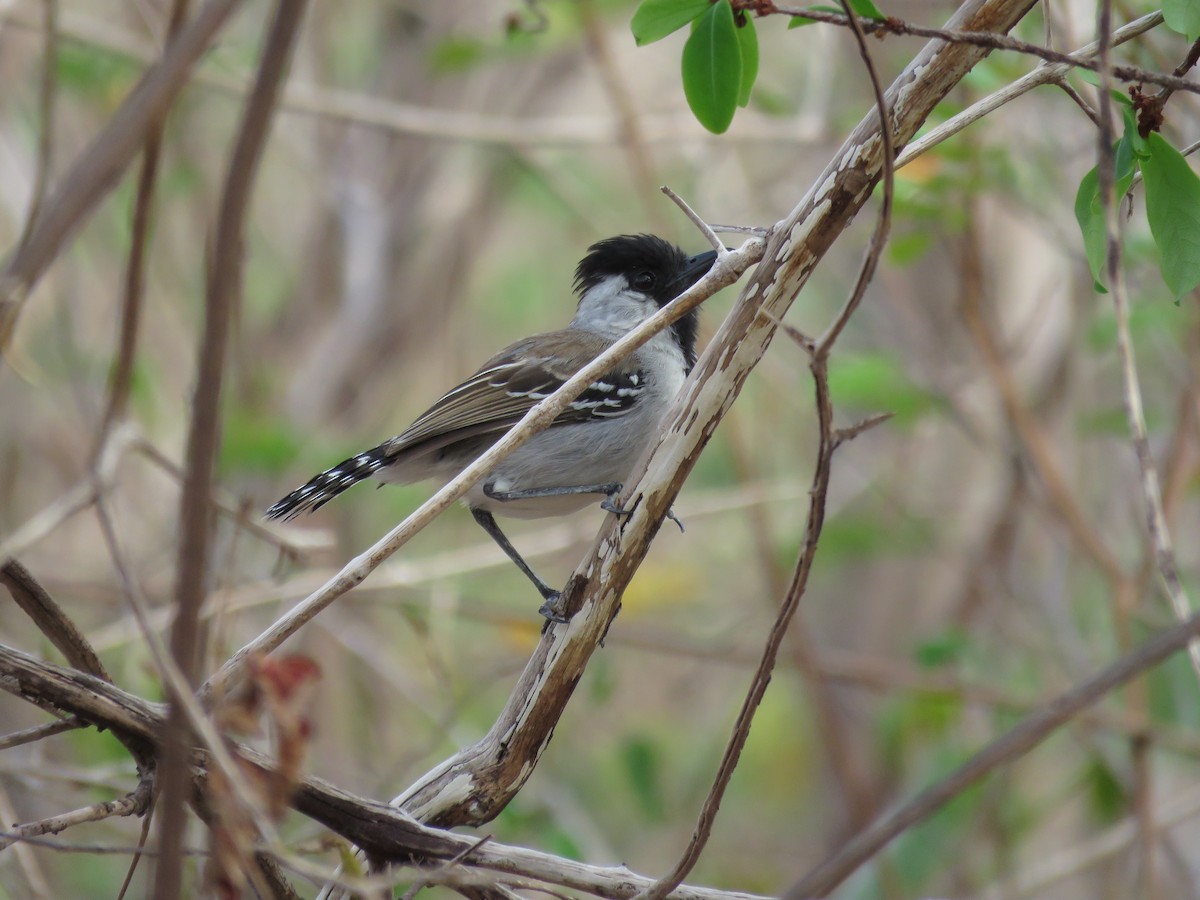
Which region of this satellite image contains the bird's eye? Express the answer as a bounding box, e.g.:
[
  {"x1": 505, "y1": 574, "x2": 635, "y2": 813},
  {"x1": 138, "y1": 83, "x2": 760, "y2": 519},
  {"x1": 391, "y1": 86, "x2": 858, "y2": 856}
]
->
[{"x1": 631, "y1": 271, "x2": 657, "y2": 291}]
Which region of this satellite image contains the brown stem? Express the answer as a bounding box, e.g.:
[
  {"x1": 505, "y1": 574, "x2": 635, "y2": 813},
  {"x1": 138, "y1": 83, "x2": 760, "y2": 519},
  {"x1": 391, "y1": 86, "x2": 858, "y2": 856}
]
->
[{"x1": 154, "y1": 3, "x2": 308, "y2": 896}]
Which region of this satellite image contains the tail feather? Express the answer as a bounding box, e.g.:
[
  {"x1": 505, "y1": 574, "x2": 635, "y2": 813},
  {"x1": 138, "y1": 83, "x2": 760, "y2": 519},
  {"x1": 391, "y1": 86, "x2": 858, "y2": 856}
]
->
[{"x1": 265, "y1": 444, "x2": 393, "y2": 521}]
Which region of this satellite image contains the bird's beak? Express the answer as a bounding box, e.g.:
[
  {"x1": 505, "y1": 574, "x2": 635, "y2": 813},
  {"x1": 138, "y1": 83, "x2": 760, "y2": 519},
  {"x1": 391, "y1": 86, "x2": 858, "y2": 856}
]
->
[{"x1": 669, "y1": 249, "x2": 719, "y2": 293}]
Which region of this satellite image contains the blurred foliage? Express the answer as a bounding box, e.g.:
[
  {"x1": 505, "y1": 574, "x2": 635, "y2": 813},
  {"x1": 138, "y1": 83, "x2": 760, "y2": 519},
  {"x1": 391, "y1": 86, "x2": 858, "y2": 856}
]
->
[{"x1": 2, "y1": 0, "x2": 1200, "y2": 898}]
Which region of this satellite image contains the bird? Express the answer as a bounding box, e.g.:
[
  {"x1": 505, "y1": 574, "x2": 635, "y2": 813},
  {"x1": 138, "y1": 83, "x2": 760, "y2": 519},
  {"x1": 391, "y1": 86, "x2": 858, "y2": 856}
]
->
[{"x1": 265, "y1": 234, "x2": 718, "y2": 619}]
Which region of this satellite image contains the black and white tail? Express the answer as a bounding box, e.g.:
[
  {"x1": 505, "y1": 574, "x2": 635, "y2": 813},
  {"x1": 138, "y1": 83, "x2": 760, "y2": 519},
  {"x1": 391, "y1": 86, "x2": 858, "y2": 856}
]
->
[{"x1": 265, "y1": 443, "x2": 393, "y2": 521}]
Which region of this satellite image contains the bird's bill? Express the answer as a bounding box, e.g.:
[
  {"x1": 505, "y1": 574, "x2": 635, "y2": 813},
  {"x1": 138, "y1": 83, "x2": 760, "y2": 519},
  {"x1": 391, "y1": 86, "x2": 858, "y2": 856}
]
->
[{"x1": 667, "y1": 249, "x2": 719, "y2": 294}]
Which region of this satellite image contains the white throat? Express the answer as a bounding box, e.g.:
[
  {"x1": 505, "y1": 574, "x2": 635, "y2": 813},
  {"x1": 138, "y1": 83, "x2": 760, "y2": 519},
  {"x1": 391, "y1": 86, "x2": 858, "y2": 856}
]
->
[{"x1": 571, "y1": 275, "x2": 658, "y2": 338}]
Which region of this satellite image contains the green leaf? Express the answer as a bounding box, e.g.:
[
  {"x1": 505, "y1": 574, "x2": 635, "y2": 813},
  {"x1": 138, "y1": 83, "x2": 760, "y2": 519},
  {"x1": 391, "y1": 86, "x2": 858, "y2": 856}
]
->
[
  {"x1": 1074, "y1": 167, "x2": 1109, "y2": 291},
  {"x1": 1073, "y1": 136, "x2": 1137, "y2": 292},
  {"x1": 631, "y1": 0, "x2": 711, "y2": 45},
  {"x1": 622, "y1": 736, "x2": 666, "y2": 820},
  {"x1": 681, "y1": 0, "x2": 742, "y2": 134},
  {"x1": 219, "y1": 411, "x2": 300, "y2": 474},
  {"x1": 1163, "y1": 0, "x2": 1200, "y2": 39},
  {"x1": 1142, "y1": 133, "x2": 1200, "y2": 300},
  {"x1": 848, "y1": 0, "x2": 887, "y2": 20},
  {"x1": 734, "y1": 14, "x2": 758, "y2": 107},
  {"x1": 828, "y1": 353, "x2": 938, "y2": 426},
  {"x1": 1083, "y1": 755, "x2": 1126, "y2": 824},
  {"x1": 1076, "y1": 69, "x2": 1135, "y2": 100},
  {"x1": 914, "y1": 631, "x2": 968, "y2": 669}
]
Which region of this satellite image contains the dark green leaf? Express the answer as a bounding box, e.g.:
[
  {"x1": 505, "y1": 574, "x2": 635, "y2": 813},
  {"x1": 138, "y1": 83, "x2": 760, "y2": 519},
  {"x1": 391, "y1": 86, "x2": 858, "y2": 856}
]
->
[
  {"x1": 848, "y1": 0, "x2": 887, "y2": 20},
  {"x1": 681, "y1": 0, "x2": 742, "y2": 134},
  {"x1": 914, "y1": 631, "x2": 968, "y2": 669},
  {"x1": 1163, "y1": 0, "x2": 1200, "y2": 39},
  {"x1": 1084, "y1": 755, "x2": 1126, "y2": 824},
  {"x1": 622, "y1": 737, "x2": 665, "y2": 820},
  {"x1": 734, "y1": 14, "x2": 758, "y2": 107},
  {"x1": 1142, "y1": 133, "x2": 1200, "y2": 300},
  {"x1": 1073, "y1": 138, "x2": 1137, "y2": 292},
  {"x1": 631, "y1": 0, "x2": 711, "y2": 45},
  {"x1": 1074, "y1": 168, "x2": 1109, "y2": 292},
  {"x1": 1121, "y1": 103, "x2": 1146, "y2": 156}
]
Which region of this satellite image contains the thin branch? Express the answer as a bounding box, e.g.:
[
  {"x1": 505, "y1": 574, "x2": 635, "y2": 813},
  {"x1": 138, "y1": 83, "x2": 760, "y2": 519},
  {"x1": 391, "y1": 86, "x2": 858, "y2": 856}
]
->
[
  {"x1": 1, "y1": 558, "x2": 110, "y2": 679},
  {"x1": 0, "y1": 781, "x2": 151, "y2": 850},
  {"x1": 94, "y1": 0, "x2": 193, "y2": 446},
  {"x1": 896, "y1": 11, "x2": 1163, "y2": 167},
  {"x1": 0, "y1": 422, "x2": 134, "y2": 564},
  {"x1": 0, "y1": 718, "x2": 80, "y2": 751},
  {"x1": 786, "y1": 607, "x2": 1200, "y2": 896},
  {"x1": 14, "y1": 0, "x2": 59, "y2": 251},
  {"x1": 1053, "y1": 77, "x2": 1100, "y2": 127},
  {"x1": 769, "y1": 4, "x2": 1195, "y2": 95},
  {"x1": 387, "y1": 0, "x2": 1038, "y2": 841},
  {"x1": 201, "y1": 239, "x2": 764, "y2": 702},
  {"x1": 97, "y1": 497, "x2": 321, "y2": 898},
  {"x1": 1094, "y1": 0, "x2": 1200, "y2": 681},
  {"x1": 156, "y1": 2, "x2": 308, "y2": 895},
  {"x1": 661, "y1": 186, "x2": 725, "y2": 253},
  {"x1": 634, "y1": 3, "x2": 897, "y2": 895},
  {"x1": 0, "y1": 635, "x2": 770, "y2": 900}
]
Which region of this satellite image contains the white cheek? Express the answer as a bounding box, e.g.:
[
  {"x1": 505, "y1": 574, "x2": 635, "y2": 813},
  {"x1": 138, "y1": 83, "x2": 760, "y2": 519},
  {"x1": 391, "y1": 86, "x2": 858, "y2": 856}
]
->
[{"x1": 573, "y1": 275, "x2": 659, "y2": 333}]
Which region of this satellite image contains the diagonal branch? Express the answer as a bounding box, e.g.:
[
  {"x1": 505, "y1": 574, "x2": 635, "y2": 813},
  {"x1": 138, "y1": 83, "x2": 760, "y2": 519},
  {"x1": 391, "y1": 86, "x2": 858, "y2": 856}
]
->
[
  {"x1": 389, "y1": 0, "x2": 1039, "y2": 836},
  {"x1": 786, "y1": 606, "x2": 1200, "y2": 896}
]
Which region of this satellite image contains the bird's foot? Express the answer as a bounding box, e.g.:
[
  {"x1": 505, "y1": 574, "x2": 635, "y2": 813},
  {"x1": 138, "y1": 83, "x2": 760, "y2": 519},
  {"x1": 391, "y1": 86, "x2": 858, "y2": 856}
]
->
[
  {"x1": 600, "y1": 484, "x2": 629, "y2": 517},
  {"x1": 538, "y1": 591, "x2": 568, "y2": 625}
]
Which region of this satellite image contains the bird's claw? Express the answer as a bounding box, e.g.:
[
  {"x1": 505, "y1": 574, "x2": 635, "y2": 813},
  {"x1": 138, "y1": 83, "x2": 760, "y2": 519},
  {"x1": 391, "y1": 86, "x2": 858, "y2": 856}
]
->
[{"x1": 538, "y1": 592, "x2": 568, "y2": 624}]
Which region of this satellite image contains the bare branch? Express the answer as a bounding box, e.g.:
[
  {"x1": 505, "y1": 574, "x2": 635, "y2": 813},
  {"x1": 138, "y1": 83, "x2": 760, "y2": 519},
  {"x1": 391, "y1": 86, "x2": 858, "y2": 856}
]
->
[
  {"x1": 1093, "y1": 0, "x2": 1200, "y2": 682},
  {"x1": 0, "y1": 718, "x2": 79, "y2": 751},
  {"x1": 157, "y1": 2, "x2": 308, "y2": 894},
  {"x1": 896, "y1": 11, "x2": 1163, "y2": 167},
  {"x1": 636, "y1": 1, "x2": 899, "y2": 894},
  {"x1": 0, "y1": 781, "x2": 151, "y2": 850},
  {"x1": 388, "y1": 0, "x2": 1037, "y2": 843},
  {"x1": 786, "y1": 608, "x2": 1200, "y2": 896},
  {"x1": 0, "y1": 639, "x2": 770, "y2": 900},
  {"x1": 1, "y1": 558, "x2": 109, "y2": 679}
]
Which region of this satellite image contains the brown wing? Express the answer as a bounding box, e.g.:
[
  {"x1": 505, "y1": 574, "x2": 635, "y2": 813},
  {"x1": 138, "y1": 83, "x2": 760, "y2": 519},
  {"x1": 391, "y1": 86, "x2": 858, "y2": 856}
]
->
[{"x1": 383, "y1": 330, "x2": 647, "y2": 458}]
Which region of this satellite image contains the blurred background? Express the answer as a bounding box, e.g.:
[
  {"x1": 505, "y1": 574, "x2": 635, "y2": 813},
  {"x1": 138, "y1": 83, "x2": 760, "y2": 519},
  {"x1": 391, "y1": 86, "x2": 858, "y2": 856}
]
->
[{"x1": 2, "y1": 0, "x2": 1199, "y2": 897}]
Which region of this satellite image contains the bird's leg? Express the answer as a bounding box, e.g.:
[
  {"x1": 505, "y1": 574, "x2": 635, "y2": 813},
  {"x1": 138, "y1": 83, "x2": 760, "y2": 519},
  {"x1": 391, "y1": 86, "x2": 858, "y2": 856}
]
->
[{"x1": 470, "y1": 508, "x2": 567, "y2": 622}]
